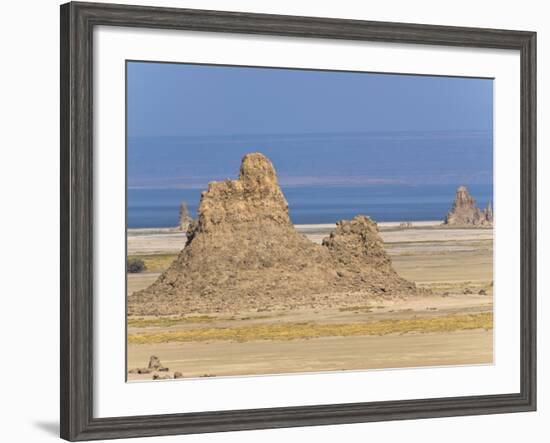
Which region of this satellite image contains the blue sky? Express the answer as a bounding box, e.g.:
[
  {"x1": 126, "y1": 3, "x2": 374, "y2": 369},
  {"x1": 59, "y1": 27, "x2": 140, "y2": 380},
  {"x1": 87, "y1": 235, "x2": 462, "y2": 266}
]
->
[{"x1": 127, "y1": 61, "x2": 493, "y2": 187}]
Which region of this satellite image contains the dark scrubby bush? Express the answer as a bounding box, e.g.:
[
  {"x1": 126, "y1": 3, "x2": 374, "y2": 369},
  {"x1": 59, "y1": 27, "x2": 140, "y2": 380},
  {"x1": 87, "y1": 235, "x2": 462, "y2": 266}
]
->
[{"x1": 127, "y1": 257, "x2": 146, "y2": 273}]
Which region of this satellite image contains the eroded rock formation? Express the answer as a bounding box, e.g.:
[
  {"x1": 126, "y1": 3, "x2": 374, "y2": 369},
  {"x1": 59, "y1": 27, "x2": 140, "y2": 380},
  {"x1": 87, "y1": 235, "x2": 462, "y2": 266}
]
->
[
  {"x1": 128, "y1": 153, "x2": 420, "y2": 315},
  {"x1": 177, "y1": 201, "x2": 192, "y2": 231},
  {"x1": 443, "y1": 186, "x2": 493, "y2": 227},
  {"x1": 128, "y1": 355, "x2": 168, "y2": 374},
  {"x1": 148, "y1": 355, "x2": 167, "y2": 371}
]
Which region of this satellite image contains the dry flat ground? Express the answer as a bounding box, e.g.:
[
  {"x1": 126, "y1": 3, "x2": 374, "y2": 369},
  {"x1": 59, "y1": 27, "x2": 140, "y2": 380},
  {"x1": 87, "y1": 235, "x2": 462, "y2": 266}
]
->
[{"x1": 127, "y1": 222, "x2": 493, "y2": 380}]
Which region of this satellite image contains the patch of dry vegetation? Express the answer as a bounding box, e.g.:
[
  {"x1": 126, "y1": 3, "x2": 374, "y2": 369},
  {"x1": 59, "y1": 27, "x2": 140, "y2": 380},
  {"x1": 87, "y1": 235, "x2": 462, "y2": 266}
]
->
[
  {"x1": 128, "y1": 315, "x2": 216, "y2": 327},
  {"x1": 128, "y1": 312, "x2": 492, "y2": 344},
  {"x1": 419, "y1": 281, "x2": 493, "y2": 296},
  {"x1": 127, "y1": 254, "x2": 177, "y2": 273},
  {"x1": 127, "y1": 314, "x2": 281, "y2": 328}
]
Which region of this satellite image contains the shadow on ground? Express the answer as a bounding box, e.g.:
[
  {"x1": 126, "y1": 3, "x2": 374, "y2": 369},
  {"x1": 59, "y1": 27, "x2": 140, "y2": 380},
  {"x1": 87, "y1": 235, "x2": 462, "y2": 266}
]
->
[{"x1": 33, "y1": 421, "x2": 59, "y2": 437}]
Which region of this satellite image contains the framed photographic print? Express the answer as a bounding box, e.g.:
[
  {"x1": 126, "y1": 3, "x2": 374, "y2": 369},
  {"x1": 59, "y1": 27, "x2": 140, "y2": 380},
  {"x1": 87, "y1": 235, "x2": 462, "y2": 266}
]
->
[{"x1": 60, "y1": 2, "x2": 536, "y2": 441}]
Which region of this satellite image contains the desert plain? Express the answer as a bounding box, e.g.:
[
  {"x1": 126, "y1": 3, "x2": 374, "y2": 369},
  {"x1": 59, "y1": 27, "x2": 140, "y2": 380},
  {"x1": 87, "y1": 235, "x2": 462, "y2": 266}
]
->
[{"x1": 127, "y1": 221, "x2": 493, "y2": 381}]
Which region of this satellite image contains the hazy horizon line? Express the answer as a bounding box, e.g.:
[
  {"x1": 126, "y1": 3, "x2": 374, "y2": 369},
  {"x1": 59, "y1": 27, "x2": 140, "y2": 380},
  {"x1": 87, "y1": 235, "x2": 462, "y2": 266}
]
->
[
  {"x1": 129, "y1": 128, "x2": 493, "y2": 141},
  {"x1": 128, "y1": 176, "x2": 493, "y2": 190}
]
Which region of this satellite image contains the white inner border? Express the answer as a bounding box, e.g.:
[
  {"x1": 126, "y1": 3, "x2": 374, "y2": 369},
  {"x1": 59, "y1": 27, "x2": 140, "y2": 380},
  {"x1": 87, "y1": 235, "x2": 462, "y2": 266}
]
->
[{"x1": 94, "y1": 26, "x2": 521, "y2": 418}]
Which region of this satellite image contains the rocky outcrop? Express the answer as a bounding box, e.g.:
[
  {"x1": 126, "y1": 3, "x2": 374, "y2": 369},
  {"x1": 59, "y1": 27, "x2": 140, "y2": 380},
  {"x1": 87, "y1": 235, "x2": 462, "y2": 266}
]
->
[
  {"x1": 128, "y1": 153, "x2": 421, "y2": 315},
  {"x1": 323, "y1": 216, "x2": 391, "y2": 268},
  {"x1": 128, "y1": 355, "x2": 168, "y2": 374},
  {"x1": 152, "y1": 374, "x2": 171, "y2": 380},
  {"x1": 177, "y1": 201, "x2": 192, "y2": 231},
  {"x1": 443, "y1": 186, "x2": 493, "y2": 227},
  {"x1": 148, "y1": 355, "x2": 167, "y2": 371}
]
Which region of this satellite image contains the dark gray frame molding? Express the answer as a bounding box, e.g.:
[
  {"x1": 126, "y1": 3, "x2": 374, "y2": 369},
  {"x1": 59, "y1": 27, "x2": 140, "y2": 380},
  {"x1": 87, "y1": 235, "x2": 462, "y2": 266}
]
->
[{"x1": 60, "y1": 2, "x2": 537, "y2": 441}]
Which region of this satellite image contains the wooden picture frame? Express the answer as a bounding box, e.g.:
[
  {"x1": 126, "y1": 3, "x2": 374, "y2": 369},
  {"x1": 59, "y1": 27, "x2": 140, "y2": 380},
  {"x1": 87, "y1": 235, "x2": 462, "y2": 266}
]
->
[{"x1": 60, "y1": 1, "x2": 536, "y2": 440}]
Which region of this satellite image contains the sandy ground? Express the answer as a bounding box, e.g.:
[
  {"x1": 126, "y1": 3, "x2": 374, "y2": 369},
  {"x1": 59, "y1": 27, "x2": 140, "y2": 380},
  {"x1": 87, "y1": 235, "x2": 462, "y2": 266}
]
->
[
  {"x1": 127, "y1": 222, "x2": 493, "y2": 380},
  {"x1": 128, "y1": 330, "x2": 492, "y2": 380}
]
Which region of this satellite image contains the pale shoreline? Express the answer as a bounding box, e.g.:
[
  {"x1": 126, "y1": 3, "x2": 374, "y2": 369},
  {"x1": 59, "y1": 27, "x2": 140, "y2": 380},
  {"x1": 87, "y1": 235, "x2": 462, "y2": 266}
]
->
[
  {"x1": 127, "y1": 220, "x2": 493, "y2": 255},
  {"x1": 127, "y1": 220, "x2": 443, "y2": 235}
]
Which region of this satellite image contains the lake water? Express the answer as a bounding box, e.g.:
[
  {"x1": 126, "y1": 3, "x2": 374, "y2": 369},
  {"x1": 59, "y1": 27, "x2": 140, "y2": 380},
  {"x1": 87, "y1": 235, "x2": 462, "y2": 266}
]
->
[{"x1": 127, "y1": 184, "x2": 493, "y2": 228}]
